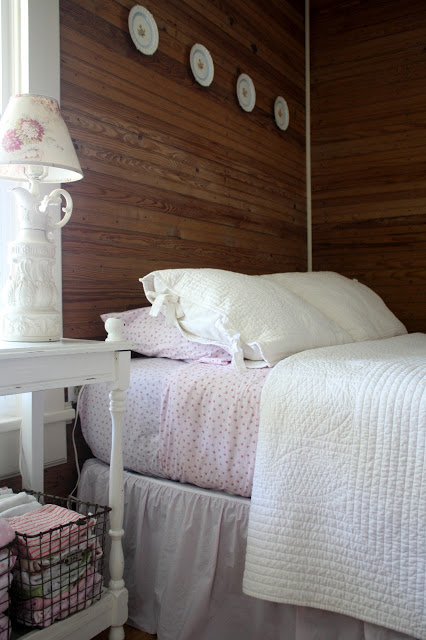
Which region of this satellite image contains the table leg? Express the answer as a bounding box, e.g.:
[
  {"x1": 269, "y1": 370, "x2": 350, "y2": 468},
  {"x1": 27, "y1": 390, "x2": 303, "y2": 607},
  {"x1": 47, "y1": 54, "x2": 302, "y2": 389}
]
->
[{"x1": 20, "y1": 390, "x2": 45, "y2": 492}]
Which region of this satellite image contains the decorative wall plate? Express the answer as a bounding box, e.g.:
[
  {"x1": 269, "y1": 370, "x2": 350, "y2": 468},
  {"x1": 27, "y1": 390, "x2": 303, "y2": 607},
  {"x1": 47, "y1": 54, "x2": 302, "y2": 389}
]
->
[
  {"x1": 190, "y1": 43, "x2": 214, "y2": 87},
  {"x1": 274, "y1": 96, "x2": 290, "y2": 130},
  {"x1": 128, "y1": 5, "x2": 159, "y2": 56},
  {"x1": 236, "y1": 74, "x2": 256, "y2": 112}
]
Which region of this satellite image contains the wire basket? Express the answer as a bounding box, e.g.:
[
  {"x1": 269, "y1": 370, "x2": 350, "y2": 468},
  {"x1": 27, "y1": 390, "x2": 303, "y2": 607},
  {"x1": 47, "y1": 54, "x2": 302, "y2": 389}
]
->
[
  {"x1": 0, "y1": 541, "x2": 15, "y2": 640},
  {"x1": 9, "y1": 492, "x2": 110, "y2": 629}
]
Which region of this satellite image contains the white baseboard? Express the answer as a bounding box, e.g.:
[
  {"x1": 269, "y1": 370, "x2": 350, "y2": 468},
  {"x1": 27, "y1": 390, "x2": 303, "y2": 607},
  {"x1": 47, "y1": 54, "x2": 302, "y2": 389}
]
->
[{"x1": 0, "y1": 403, "x2": 75, "y2": 479}]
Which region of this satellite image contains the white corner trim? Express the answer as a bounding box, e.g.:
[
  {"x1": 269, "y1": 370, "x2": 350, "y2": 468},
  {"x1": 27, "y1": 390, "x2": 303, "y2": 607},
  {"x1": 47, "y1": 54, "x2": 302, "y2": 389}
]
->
[
  {"x1": 45, "y1": 404, "x2": 76, "y2": 424},
  {"x1": 22, "y1": 0, "x2": 60, "y2": 99},
  {"x1": 0, "y1": 401, "x2": 74, "y2": 479},
  {"x1": 0, "y1": 405, "x2": 75, "y2": 434},
  {"x1": 305, "y1": 0, "x2": 312, "y2": 272},
  {"x1": 0, "y1": 417, "x2": 21, "y2": 434}
]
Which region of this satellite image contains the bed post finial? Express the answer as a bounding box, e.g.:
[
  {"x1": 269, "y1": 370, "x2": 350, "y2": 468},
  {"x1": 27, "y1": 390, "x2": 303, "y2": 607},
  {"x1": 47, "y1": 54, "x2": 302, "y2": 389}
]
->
[{"x1": 105, "y1": 317, "x2": 124, "y2": 342}]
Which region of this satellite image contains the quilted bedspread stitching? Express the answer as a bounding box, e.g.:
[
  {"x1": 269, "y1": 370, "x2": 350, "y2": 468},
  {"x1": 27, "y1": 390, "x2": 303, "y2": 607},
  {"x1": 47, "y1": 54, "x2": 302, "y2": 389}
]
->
[{"x1": 243, "y1": 334, "x2": 426, "y2": 640}]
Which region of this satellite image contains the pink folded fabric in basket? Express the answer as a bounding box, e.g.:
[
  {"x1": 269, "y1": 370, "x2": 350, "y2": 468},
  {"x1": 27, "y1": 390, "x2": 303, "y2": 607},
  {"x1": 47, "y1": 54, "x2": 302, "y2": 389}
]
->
[
  {"x1": 0, "y1": 613, "x2": 10, "y2": 640},
  {"x1": 13, "y1": 570, "x2": 103, "y2": 627},
  {"x1": 0, "y1": 549, "x2": 16, "y2": 578},
  {"x1": 0, "y1": 521, "x2": 14, "y2": 549},
  {"x1": 15, "y1": 565, "x2": 96, "y2": 612},
  {"x1": 17, "y1": 533, "x2": 101, "y2": 574},
  {"x1": 7, "y1": 504, "x2": 96, "y2": 560},
  {"x1": 0, "y1": 589, "x2": 8, "y2": 615},
  {"x1": 0, "y1": 574, "x2": 11, "y2": 593}
]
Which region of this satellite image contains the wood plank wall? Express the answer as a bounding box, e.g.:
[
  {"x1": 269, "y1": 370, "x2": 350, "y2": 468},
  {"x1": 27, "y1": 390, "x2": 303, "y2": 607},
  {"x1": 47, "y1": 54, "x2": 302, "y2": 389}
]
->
[
  {"x1": 310, "y1": 0, "x2": 426, "y2": 333},
  {"x1": 60, "y1": 0, "x2": 306, "y2": 340}
]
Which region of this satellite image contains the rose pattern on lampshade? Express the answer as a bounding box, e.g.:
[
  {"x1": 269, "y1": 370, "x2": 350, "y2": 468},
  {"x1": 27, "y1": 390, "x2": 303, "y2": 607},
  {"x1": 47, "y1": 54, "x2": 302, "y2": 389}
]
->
[{"x1": 0, "y1": 94, "x2": 82, "y2": 182}]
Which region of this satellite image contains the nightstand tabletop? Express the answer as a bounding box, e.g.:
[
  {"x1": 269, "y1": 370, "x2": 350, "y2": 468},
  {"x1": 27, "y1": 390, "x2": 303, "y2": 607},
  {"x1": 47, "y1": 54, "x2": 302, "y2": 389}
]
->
[{"x1": 0, "y1": 338, "x2": 131, "y2": 396}]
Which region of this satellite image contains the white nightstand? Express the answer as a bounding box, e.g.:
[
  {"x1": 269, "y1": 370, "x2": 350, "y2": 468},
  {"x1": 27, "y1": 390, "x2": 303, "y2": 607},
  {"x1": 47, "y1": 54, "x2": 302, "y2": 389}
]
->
[{"x1": 0, "y1": 326, "x2": 131, "y2": 640}]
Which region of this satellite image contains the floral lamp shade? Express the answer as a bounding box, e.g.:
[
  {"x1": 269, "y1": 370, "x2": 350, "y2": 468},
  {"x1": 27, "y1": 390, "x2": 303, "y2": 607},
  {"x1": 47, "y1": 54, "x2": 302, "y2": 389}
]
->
[{"x1": 0, "y1": 93, "x2": 83, "y2": 183}]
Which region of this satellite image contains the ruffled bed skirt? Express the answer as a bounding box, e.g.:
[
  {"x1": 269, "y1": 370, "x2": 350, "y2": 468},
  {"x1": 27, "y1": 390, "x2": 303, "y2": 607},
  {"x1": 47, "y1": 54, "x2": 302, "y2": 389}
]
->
[{"x1": 78, "y1": 459, "x2": 415, "y2": 640}]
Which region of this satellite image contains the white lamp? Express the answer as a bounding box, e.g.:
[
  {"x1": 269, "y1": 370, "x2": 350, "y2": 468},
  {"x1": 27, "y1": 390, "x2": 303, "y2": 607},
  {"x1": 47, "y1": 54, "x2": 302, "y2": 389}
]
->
[{"x1": 0, "y1": 93, "x2": 83, "y2": 342}]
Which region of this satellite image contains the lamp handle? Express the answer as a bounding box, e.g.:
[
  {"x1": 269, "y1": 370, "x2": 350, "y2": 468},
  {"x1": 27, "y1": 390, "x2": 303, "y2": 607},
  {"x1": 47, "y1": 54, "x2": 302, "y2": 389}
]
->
[{"x1": 39, "y1": 188, "x2": 73, "y2": 228}]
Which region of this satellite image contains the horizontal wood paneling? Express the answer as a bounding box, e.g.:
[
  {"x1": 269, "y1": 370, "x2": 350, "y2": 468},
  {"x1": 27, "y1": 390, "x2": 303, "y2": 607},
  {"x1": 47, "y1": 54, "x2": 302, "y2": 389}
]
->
[
  {"x1": 311, "y1": 0, "x2": 426, "y2": 332},
  {"x1": 60, "y1": 0, "x2": 306, "y2": 339}
]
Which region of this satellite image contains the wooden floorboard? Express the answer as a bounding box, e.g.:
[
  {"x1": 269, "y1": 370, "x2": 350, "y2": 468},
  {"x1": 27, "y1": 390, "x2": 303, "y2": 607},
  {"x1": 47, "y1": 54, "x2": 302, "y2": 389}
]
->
[{"x1": 93, "y1": 624, "x2": 156, "y2": 639}]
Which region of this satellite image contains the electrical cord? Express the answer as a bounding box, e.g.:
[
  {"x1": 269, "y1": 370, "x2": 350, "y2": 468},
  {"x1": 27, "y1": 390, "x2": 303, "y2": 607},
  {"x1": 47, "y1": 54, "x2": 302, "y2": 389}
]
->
[
  {"x1": 17, "y1": 386, "x2": 86, "y2": 499},
  {"x1": 68, "y1": 384, "x2": 86, "y2": 500},
  {"x1": 18, "y1": 415, "x2": 23, "y2": 481}
]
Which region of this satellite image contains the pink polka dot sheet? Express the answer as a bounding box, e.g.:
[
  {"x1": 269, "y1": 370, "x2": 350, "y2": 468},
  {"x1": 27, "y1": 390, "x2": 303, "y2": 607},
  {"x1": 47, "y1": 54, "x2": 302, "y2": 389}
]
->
[
  {"x1": 80, "y1": 358, "x2": 185, "y2": 480},
  {"x1": 101, "y1": 306, "x2": 232, "y2": 362},
  {"x1": 79, "y1": 357, "x2": 270, "y2": 498}
]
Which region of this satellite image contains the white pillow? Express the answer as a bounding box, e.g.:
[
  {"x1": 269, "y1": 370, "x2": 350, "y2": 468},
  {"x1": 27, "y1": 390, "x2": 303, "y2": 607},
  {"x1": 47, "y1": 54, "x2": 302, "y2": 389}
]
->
[
  {"x1": 140, "y1": 268, "x2": 352, "y2": 370},
  {"x1": 260, "y1": 271, "x2": 407, "y2": 342}
]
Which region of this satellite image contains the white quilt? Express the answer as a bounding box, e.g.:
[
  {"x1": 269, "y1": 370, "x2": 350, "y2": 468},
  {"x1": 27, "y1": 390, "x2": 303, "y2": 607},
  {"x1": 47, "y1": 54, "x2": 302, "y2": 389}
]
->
[{"x1": 243, "y1": 333, "x2": 426, "y2": 640}]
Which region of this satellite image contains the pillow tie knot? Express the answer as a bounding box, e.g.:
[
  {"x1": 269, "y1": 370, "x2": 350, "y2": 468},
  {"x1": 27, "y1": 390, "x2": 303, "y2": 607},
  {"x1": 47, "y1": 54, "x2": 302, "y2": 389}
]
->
[
  {"x1": 231, "y1": 334, "x2": 246, "y2": 371},
  {"x1": 149, "y1": 292, "x2": 183, "y2": 327}
]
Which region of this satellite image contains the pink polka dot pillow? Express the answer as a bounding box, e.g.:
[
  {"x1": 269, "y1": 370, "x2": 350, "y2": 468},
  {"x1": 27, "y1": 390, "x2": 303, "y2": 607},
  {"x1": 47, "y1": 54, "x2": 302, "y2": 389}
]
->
[{"x1": 101, "y1": 307, "x2": 232, "y2": 361}]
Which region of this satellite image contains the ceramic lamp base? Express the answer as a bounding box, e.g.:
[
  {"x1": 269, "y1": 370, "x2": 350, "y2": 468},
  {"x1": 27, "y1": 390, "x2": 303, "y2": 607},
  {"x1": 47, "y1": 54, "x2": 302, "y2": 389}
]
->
[
  {"x1": 0, "y1": 180, "x2": 73, "y2": 343},
  {"x1": 2, "y1": 309, "x2": 61, "y2": 342}
]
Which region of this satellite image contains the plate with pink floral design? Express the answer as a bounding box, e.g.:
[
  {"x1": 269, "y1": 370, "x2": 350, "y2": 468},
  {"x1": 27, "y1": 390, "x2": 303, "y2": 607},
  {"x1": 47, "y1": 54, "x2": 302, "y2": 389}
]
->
[
  {"x1": 129, "y1": 5, "x2": 159, "y2": 56},
  {"x1": 190, "y1": 43, "x2": 214, "y2": 87},
  {"x1": 274, "y1": 96, "x2": 290, "y2": 130},
  {"x1": 236, "y1": 74, "x2": 256, "y2": 112}
]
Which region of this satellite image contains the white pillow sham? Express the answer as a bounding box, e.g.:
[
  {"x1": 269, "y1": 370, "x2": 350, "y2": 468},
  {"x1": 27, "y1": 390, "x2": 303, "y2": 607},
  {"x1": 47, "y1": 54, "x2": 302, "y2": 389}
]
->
[
  {"x1": 260, "y1": 271, "x2": 407, "y2": 342},
  {"x1": 140, "y1": 268, "x2": 352, "y2": 370}
]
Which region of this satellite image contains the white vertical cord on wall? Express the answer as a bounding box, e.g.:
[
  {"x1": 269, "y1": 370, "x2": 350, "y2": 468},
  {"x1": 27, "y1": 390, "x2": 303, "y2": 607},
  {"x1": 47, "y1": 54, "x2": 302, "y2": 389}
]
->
[{"x1": 305, "y1": 0, "x2": 312, "y2": 271}]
